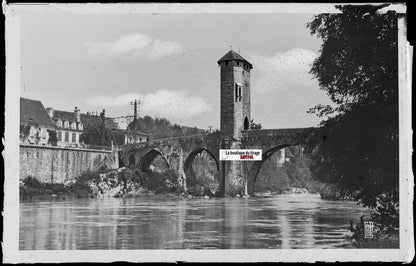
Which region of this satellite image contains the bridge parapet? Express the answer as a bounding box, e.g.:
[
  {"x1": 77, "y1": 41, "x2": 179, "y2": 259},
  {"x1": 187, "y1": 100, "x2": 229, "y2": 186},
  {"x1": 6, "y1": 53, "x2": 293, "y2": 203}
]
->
[
  {"x1": 120, "y1": 133, "x2": 208, "y2": 150},
  {"x1": 243, "y1": 128, "x2": 309, "y2": 138},
  {"x1": 242, "y1": 128, "x2": 314, "y2": 149}
]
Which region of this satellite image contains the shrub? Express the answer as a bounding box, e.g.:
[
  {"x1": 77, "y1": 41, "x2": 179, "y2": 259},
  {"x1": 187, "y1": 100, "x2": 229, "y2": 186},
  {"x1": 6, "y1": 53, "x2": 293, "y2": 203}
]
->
[
  {"x1": 370, "y1": 192, "x2": 399, "y2": 235},
  {"x1": 137, "y1": 169, "x2": 180, "y2": 194},
  {"x1": 225, "y1": 184, "x2": 244, "y2": 197},
  {"x1": 22, "y1": 176, "x2": 43, "y2": 188},
  {"x1": 76, "y1": 171, "x2": 101, "y2": 186}
]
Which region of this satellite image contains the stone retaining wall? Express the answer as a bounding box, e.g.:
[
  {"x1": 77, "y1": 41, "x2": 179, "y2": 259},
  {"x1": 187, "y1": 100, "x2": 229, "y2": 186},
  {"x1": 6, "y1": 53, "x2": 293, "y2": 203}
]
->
[{"x1": 20, "y1": 144, "x2": 118, "y2": 183}]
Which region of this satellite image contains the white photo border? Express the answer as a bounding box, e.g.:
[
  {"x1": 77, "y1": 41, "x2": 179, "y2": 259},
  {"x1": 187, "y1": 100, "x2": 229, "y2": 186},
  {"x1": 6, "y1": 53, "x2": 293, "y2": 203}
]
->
[{"x1": 3, "y1": 2, "x2": 413, "y2": 263}]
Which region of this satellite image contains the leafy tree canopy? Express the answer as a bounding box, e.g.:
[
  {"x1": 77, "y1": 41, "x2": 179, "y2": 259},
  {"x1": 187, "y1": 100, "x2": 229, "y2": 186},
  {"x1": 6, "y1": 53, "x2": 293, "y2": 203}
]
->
[
  {"x1": 307, "y1": 5, "x2": 399, "y2": 209},
  {"x1": 80, "y1": 126, "x2": 113, "y2": 146},
  {"x1": 250, "y1": 119, "x2": 262, "y2": 130}
]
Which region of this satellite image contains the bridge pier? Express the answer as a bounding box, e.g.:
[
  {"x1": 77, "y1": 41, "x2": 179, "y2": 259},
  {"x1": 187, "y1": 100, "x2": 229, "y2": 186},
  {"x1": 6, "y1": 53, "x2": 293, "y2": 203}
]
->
[{"x1": 220, "y1": 139, "x2": 249, "y2": 197}]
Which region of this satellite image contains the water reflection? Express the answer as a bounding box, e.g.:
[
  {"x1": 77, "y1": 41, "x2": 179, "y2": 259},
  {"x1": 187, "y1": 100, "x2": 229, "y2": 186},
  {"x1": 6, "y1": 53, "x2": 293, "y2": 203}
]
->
[{"x1": 20, "y1": 194, "x2": 370, "y2": 250}]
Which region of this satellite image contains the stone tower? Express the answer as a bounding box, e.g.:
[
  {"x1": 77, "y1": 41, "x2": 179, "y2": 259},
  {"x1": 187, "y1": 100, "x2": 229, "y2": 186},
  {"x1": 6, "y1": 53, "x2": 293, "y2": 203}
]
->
[
  {"x1": 218, "y1": 50, "x2": 253, "y2": 196},
  {"x1": 218, "y1": 50, "x2": 252, "y2": 140}
]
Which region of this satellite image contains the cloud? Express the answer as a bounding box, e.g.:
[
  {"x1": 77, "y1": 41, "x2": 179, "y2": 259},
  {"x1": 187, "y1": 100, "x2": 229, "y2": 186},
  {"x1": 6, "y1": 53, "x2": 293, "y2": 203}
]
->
[
  {"x1": 248, "y1": 48, "x2": 318, "y2": 93},
  {"x1": 87, "y1": 90, "x2": 212, "y2": 119},
  {"x1": 86, "y1": 33, "x2": 184, "y2": 61}
]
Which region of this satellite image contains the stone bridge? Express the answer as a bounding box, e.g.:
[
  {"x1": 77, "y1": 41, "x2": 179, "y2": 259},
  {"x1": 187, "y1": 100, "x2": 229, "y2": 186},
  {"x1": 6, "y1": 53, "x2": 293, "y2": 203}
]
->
[
  {"x1": 118, "y1": 133, "x2": 221, "y2": 189},
  {"x1": 241, "y1": 128, "x2": 315, "y2": 195},
  {"x1": 118, "y1": 127, "x2": 316, "y2": 196}
]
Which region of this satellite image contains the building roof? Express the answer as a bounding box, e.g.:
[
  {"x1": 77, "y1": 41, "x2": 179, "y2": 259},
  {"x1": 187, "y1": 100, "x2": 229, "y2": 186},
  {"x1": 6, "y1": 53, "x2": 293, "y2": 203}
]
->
[
  {"x1": 53, "y1": 110, "x2": 77, "y2": 123},
  {"x1": 52, "y1": 110, "x2": 117, "y2": 129},
  {"x1": 81, "y1": 113, "x2": 117, "y2": 129},
  {"x1": 218, "y1": 50, "x2": 253, "y2": 68},
  {"x1": 20, "y1": 98, "x2": 55, "y2": 128}
]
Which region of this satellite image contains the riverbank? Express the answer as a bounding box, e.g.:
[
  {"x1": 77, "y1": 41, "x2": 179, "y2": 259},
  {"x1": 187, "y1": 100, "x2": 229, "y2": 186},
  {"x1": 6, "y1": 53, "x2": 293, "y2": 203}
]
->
[
  {"x1": 19, "y1": 175, "x2": 218, "y2": 202},
  {"x1": 20, "y1": 176, "x2": 94, "y2": 201},
  {"x1": 19, "y1": 178, "x2": 315, "y2": 202}
]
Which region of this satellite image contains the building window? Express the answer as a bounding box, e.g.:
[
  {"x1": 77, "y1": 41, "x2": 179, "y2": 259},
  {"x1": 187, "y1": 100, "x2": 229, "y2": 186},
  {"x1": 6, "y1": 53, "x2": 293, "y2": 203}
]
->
[
  {"x1": 58, "y1": 131, "x2": 62, "y2": 141},
  {"x1": 237, "y1": 61, "x2": 239, "y2": 66},
  {"x1": 225, "y1": 61, "x2": 228, "y2": 65},
  {"x1": 40, "y1": 128, "x2": 47, "y2": 138},
  {"x1": 72, "y1": 133, "x2": 76, "y2": 143},
  {"x1": 71, "y1": 122, "x2": 77, "y2": 130},
  {"x1": 56, "y1": 120, "x2": 62, "y2": 128},
  {"x1": 78, "y1": 122, "x2": 83, "y2": 131},
  {"x1": 239, "y1": 86, "x2": 242, "y2": 102},
  {"x1": 65, "y1": 132, "x2": 69, "y2": 142},
  {"x1": 63, "y1": 121, "x2": 69, "y2": 129}
]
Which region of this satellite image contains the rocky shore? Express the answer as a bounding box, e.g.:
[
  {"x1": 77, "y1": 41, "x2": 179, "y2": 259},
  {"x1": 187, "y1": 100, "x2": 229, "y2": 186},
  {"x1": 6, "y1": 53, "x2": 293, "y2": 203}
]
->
[{"x1": 19, "y1": 168, "x2": 221, "y2": 202}]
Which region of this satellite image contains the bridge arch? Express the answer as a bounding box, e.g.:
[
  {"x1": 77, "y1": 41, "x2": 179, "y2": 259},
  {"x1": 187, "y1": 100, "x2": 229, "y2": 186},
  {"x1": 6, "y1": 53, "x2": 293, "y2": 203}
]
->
[
  {"x1": 247, "y1": 144, "x2": 291, "y2": 195},
  {"x1": 139, "y1": 149, "x2": 171, "y2": 172},
  {"x1": 184, "y1": 147, "x2": 220, "y2": 188}
]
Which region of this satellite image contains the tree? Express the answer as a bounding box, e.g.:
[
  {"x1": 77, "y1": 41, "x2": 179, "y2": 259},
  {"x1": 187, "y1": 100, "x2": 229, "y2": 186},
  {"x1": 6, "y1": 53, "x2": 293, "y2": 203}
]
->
[
  {"x1": 47, "y1": 130, "x2": 58, "y2": 146},
  {"x1": 80, "y1": 126, "x2": 113, "y2": 146},
  {"x1": 250, "y1": 119, "x2": 262, "y2": 129},
  {"x1": 307, "y1": 4, "x2": 399, "y2": 215}
]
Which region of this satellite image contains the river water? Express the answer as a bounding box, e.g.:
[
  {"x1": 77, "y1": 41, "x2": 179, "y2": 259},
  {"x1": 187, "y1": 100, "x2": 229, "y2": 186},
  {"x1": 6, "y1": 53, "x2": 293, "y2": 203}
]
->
[{"x1": 20, "y1": 194, "x2": 370, "y2": 249}]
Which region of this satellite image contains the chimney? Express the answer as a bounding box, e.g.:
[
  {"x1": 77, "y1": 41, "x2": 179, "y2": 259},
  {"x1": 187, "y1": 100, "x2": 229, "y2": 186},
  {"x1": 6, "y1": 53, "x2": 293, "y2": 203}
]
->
[
  {"x1": 74, "y1": 107, "x2": 81, "y2": 122},
  {"x1": 46, "y1": 107, "x2": 54, "y2": 118}
]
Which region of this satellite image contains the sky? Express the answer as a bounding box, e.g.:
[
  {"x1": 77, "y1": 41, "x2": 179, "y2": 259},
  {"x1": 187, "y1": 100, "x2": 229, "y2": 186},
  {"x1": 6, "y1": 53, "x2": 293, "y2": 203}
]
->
[{"x1": 20, "y1": 5, "x2": 333, "y2": 130}]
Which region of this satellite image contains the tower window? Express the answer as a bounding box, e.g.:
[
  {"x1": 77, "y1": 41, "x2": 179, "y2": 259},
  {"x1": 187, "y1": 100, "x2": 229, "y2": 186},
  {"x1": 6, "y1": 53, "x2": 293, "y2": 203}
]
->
[
  {"x1": 235, "y1": 83, "x2": 238, "y2": 102},
  {"x1": 239, "y1": 86, "x2": 242, "y2": 102},
  {"x1": 244, "y1": 116, "x2": 249, "y2": 130}
]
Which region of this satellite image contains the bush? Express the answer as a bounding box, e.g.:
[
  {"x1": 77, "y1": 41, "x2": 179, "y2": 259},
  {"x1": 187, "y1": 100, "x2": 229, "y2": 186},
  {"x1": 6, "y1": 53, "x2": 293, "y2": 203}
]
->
[
  {"x1": 22, "y1": 176, "x2": 43, "y2": 188},
  {"x1": 225, "y1": 184, "x2": 244, "y2": 197},
  {"x1": 136, "y1": 169, "x2": 181, "y2": 194},
  {"x1": 76, "y1": 171, "x2": 101, "y2": 186},
  {"x1": 347, "y1": 214, "x2": 399, "y2": 248},
  {"x1": 370, "y1": 192, "x2": 399, "y2": 235},
  {"x1": 20, "y1": 173, "x2": 97, "y2": 201}
]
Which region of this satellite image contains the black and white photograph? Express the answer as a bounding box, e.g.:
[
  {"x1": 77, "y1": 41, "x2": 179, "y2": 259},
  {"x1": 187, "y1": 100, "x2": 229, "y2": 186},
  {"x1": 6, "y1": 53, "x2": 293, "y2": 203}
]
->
[{"x1": 3, "y1": 2, "x2": 413, "y2": 263}]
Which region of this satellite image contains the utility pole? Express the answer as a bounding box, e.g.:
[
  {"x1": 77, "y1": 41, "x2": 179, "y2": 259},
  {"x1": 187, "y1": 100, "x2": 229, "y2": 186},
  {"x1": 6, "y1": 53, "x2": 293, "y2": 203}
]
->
[{"x1": 130, "y1": 99, "x2": 142, "y2": 121}]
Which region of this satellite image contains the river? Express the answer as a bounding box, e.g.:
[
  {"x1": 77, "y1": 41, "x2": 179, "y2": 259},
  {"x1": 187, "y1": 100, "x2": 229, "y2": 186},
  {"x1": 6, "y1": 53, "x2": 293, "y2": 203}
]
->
[{"x1": 19, "y1": 194, "x2": 370, "y2": 249}]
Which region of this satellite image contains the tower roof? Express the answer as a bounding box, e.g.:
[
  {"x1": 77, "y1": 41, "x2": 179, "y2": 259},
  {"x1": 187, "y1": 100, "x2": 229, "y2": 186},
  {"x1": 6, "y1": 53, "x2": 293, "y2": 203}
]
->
[{"x1": 218, "y1": 50, "x2": 252, "y2": 68}]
